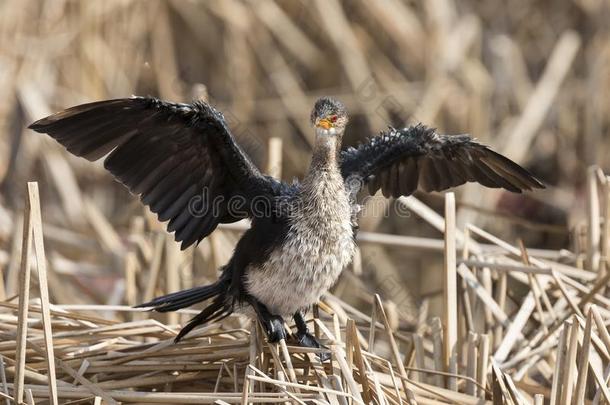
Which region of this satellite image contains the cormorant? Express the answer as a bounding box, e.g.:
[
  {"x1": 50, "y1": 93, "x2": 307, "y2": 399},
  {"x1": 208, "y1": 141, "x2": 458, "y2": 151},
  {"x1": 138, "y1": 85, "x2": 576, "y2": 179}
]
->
[{"x1": 29, "y1": 96, "x2": 544, "y2": 353}]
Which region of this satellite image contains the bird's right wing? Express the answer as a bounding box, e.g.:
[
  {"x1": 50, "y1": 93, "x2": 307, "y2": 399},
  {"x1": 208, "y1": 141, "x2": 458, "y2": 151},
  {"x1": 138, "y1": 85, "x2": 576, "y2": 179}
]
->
[
  {"x1": 340, "y1": 124, "x2": 544, "y2": 198},
  {"x1": 30, "y1": 96, "x2": 283, "y2": 249}
]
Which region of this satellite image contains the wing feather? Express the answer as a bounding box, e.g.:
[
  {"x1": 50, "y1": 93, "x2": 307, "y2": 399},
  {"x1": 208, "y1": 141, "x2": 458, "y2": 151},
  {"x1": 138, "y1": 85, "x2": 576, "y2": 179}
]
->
[
  {"x1": 400, "y1": 159, "x2": 419, "y2": 196},
  {"x1": 29, "y1": 96, "x2": 281, "y2": 250},
  {"x1": 432, "y1": 159, "x2": 452, "y2": 191},
  {"x1": 481, "y1": 157, "x2": 530, "y2": 190},
  {"x1": 380, "y1": 169, "x2": 392, "y2": 198},
  {"x1": 368, "y1": 174, "x2": 382, "y2": 195},
  {"x1": 160, "y1": 184, "x2": 199, "y2": 223},
  {"x1": 340, "y1": 125, "x2": 544, "y2": 197},
  {"x1": 419, "y1": 157, "x2": 438, "y2": 192}
]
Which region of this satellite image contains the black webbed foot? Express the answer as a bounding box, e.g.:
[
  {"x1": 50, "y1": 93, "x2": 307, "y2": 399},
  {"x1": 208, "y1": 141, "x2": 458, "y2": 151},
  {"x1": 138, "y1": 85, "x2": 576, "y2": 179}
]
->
[
  {"x1": 265, "y1": 315, "x2": 287, "y2": 343},
  {"x1": 293, "y1": 311, "x2": 331, "y2": 362},
  {"x1": 246, "y1": 295, "x2": 287, "y2": 343},
  {"x1": 296, "y1": 330, "x2": 331, "y2": 362}
]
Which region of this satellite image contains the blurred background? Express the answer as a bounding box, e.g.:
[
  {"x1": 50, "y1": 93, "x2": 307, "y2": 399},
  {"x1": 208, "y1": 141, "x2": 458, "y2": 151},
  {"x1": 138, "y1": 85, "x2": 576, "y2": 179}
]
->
[{"x1": 0, "y1": 0, "x2": 608, "y2": 325}]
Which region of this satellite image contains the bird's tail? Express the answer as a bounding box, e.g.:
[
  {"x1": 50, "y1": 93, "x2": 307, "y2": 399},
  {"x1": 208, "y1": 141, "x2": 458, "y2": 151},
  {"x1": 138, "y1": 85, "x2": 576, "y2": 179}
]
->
[{"x1": 135, "y1": 276, "x2": 233, "y2": 342}]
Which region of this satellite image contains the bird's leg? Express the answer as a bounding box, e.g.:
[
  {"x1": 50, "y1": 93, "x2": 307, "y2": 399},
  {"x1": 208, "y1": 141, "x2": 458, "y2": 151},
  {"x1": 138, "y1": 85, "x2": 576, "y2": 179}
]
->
[
  {"x1": 246, "y1": 295, "x2": 286, "y2": 343},
  {"x1": 293, "y1": 311, "x2": 330, "y2": 361}
]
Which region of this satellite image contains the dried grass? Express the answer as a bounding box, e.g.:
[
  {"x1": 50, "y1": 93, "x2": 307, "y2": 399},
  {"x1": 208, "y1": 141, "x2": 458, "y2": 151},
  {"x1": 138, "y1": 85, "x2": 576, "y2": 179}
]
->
[{"x1": 1, "y1": 0, "x2": 610, "y2": 403}]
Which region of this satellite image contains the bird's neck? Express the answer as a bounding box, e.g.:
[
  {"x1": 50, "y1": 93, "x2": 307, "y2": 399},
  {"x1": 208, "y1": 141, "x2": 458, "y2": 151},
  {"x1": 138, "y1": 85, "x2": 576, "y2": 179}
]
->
[
  {"x1": 300, "y1": 134, "x2": 349, "y2": 219},
  {"x1": 306, "y1": 135, "x2": 341, "y2": 178},
  {"x1": 300, "y1": 135, "x2": 345, "y2": 211}
]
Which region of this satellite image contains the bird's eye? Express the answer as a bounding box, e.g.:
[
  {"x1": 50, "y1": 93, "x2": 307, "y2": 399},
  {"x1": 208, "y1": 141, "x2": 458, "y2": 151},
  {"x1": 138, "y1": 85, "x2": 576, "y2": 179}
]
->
[{"x1": 330, "y1": 115, "x2": 338, "y2": 122}]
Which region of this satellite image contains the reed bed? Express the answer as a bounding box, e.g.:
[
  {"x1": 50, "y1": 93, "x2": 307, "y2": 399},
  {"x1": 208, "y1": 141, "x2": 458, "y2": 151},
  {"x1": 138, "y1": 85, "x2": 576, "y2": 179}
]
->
[
  {"x1": 2, "y1": 174, "x2": 610, "y2": 404},
  {"x1": 1, "y1": 0, "x2": 610, "y2": 404}
]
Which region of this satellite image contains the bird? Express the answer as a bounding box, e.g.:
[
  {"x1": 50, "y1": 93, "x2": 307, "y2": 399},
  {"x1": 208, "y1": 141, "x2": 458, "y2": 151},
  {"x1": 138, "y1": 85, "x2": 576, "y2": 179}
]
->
[{"x1": 29, "y1": 95, "x2": 544, "y2": 354}]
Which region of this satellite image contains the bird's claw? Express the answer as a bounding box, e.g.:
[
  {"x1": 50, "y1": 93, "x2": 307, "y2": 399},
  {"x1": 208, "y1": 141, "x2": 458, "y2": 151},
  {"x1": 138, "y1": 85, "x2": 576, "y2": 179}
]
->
[
  {"x1": 296, "y1": 331, "x2": 331, "y2": 362},
  {"x1": 264, "y1": 315, "x2": 287, "y2": 343}
]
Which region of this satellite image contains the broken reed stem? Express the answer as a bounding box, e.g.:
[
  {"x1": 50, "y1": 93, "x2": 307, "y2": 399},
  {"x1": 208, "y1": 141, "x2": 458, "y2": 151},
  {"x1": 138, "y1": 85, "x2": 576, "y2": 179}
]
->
[
  {"x1": 13, "y1": 188, "x2": 34, "y2": 405},
  {"x1": 28, "y1": 182, "x2": 59, "y2": 405},
  {"x1": 476, "y1": 334, "x2": 489, "y2": 398},
  {"x1": 374, "y1": 294, "x2": 412, "y2": 400},
  {"x1": 550, "y1": 322, "x2": 569, "y2": 405},
  {"x1": 13, "y1": 183, "x2": 59, "y2": 405},
  {"x1": 267, "y1": 137, "x2": 283, "y2": 179},
  {"x1": 560, "y1": 316, "x2": 579, "y2": 404},
  {"x1": 601, "y1": 176, "x2": 610, "y2": 279},
  {"x1": 443, "y1": 192, "x2": 458, "y2": 390},
  {"x1": 587, "y1": 165, "x2": 601, "y2": 272},
  {"x1": 574, "y1": 309, "x2": 593, "y2": 404},
  {"x1": 0, "y1": 357, "x2": 8, "y2": 405}
]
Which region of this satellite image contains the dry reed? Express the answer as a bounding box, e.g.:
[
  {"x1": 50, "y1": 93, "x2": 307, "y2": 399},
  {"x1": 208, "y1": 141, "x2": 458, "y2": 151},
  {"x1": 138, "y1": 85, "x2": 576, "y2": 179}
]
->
[{"x1": 1, "y1": 0, "x2": 610, "y2": 403}]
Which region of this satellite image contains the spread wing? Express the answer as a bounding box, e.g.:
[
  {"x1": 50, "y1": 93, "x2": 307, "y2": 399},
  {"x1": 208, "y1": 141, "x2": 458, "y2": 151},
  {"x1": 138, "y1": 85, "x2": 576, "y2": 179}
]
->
[
  {"x1": 29, "y1": 96, "x2": 282, "y2": 249},
  {"x1": 340, "y1": 124, "x2": 544, "y2": 198}
]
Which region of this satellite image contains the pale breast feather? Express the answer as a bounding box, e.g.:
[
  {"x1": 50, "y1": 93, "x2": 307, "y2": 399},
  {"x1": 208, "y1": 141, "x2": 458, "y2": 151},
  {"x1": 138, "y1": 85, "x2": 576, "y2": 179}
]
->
[{"x1": 245, "y1": 170, "x2": 356, "y2": 316}]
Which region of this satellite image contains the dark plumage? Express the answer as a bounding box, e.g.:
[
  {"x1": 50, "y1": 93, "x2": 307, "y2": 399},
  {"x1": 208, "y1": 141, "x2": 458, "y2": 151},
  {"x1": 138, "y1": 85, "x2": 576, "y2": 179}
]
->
[
  {"x1": 29, "y1": 97, "x2": 280, "y2": 250},
  {"x1": 341, "y1": 124, "x2": 544, "y2": 198},
  {"x1": 29, "y1": 96, "x2": 544, "y2": 352}
]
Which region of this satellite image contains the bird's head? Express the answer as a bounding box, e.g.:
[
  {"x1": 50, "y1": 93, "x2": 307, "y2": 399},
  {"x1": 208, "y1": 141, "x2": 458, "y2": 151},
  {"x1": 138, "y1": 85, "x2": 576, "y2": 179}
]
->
[{"x1": 310, "y1": 97, "x2": 348, "y2": 138}]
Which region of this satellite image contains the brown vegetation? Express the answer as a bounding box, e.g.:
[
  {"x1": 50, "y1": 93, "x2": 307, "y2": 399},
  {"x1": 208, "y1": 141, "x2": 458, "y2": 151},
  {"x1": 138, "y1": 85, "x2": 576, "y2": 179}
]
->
[{"x1": 1, "y1": 0, "x2": 610, "y2": 403}]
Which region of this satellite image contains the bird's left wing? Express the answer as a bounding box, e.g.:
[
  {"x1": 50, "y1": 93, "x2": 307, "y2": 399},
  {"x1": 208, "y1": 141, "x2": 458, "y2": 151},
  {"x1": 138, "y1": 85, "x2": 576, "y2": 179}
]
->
[
  {"x1": 30, "y1": 96, "x2": 282, "y2": 249},
  {"x1": 340, "y1": 124, "x2": 544, "y2": 197}
]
